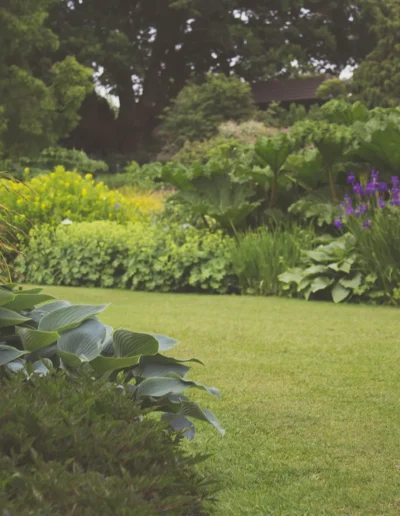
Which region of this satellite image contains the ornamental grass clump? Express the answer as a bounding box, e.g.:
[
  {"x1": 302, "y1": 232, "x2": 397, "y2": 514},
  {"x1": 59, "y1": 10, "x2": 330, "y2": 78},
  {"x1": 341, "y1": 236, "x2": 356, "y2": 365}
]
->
[{"x1": 335, "y1": 170, "x2": 400, "y2": 302}]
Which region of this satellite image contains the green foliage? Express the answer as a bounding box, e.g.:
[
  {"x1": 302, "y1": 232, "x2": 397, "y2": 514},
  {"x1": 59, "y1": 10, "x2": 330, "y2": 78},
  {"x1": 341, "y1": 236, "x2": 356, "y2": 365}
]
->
[
  {"x1": 167, "y1": 137, "x2": 242, "y2": 167},
  {"x1": 218, "y1": 121, "x2": 279, "y2": 144},
  {"x1": 98, "y1": 161, "x2": 164, "y2": 190},
  {"x1": 0, "y1": 147, "x2": 108, "y2": 179},
  {"x1": 262, "y1": 102, "x2": 317, "y2": 129},
  {"x1": 16, "y1": 221, "x2": 234, "y2": 294},
  {"x1": 1, "y1": 167, "x2": 143, "y2": 232},
  {"x1": 0, "y1": 1, "x2": 92, "y2": 157},
  {"x1": 279, "y1": 234, "x2": 376, "y2": 303},
  {"x1": 0, "y1": 285, "x2": 223, "y2": 437},
  {"x1": 319, "y1": 100, "x2": 369, "y2": 126},
  {"x1": 159, "y1": 74, "x2": 256, "y2": 147},
  {"x1": 316, "y1": 78, "x2": 349, "y2": 100},
  {"x1": 352, "y1": 0, "x2": 400, "y2": 107},
  {"x1": 0, "y1": 373, "x2": 216, "y2": 514},
  {"x1": 349, "y1": 113, "x2": 400, "y2": 175},
  {"x1": 231, "y1": 226, "x2": 314, "y2": 296}
]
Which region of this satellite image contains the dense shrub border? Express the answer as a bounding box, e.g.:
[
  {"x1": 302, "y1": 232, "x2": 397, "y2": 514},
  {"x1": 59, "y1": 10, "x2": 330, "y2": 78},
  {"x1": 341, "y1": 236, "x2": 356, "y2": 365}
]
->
[
  {"x1": 0, "y1": 373, "x2": 216, "y2": 514},
  {"x1": 17, "y1": 222, "x2": 234, "y2": 294}
]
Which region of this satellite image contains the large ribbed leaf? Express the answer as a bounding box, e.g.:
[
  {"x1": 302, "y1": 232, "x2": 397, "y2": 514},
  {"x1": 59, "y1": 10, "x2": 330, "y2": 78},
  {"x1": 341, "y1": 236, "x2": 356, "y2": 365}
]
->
[
  {"x1": 150, "y1": 334, "x2": 179, "y2": 352},
  {"x1": 57, "y1": 319, "x2": 106, "y2": 365},
  {"x1": 113, "y1": 330, "x2": 158, "y2": 358},
  {"x1": 0, "y1": 308, "x2": 31, "y2": 329},
  {"x1": 0, "y1": 344, "x2": 29, "y2": 365},
  {"x1": 5, "y1": 293, "x2": 55, "y2": 312},
  {"x1": 90, "y1": 355, "x2": 141, "y2": 375},
  {"x1": 39, "y1": 304, "x2": 108, "y2": 333},
  {"x1": 16, "y1": 327, "x2": 59, "y2": 352},
  {"x1": 27, "y1": 301, "x2": 73, "y2": 323},
  {"x1": 136, "y1": 376, "x2": 220, "y2": 399},
  {"x1": 161, "y1": 413, "x2": 195, "y2": 439},
  {"x1": 137, "y1": 355, "x2": 203, "y2": 379},
  {"x1": 178, "y1": 402, "x2": 225, "y2": 435},
  {"x1": 0, "y1": 288, "x2": 15, "y2": 307}
]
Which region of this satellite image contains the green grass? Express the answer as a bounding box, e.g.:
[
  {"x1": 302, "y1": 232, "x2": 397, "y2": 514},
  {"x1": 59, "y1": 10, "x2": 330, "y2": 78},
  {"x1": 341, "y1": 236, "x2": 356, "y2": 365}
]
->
[{"x1": 40, "y1": 286, "x2": 400, "y2": 515}]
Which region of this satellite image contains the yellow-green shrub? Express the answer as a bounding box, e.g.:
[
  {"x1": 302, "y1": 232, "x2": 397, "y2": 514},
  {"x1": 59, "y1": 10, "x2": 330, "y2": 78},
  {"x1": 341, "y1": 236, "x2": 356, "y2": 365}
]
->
[
  {"x1": 1, "y1": 166, "x2": 144, "y2": 230},
  {"x1": 118, "y1": 186, "x2": 168, "y2": 215}
]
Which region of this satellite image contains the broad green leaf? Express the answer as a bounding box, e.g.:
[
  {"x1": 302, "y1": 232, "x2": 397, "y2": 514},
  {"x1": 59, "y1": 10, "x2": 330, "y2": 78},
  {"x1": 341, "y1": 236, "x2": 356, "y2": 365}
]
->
[
  {"x1": 0, "y1": 344, "x2": 29, "y2": 365},
  {"x1": 0, "y1": 288, "x2": 15, "y2": 307},
  {"x1": 179, "y1": 402, "x2": 225, "y2": 435},
  {"x1": 310, "y1": 276, "x2": 334, "y2": 294},
  {"x1": 136, "y1": 376, "x2": 220, "y2": 399},
  {"x1": 137, "y1": 355, "x2": 203, "y2": 379},
  {"x1": 6, "y1": 360, "x2": 26, "y2": 374},
  {"x1": 90, "y1": 355, "x2": 141, "y2": 375},
  {"x1": 113, "y1": 330, "x2": 159, "y2": 358},
  {"x1": 340, "y1": 272, "x2": 363, "y2": 290},
  {"x1": 31, "y1": 359, "x2": 53, "y2": 376},
  {"x1": 58, "y1": 351, "x2": 86, "y2": 369},
  {"x1": 151, "y1": 334, "x2": 179, "y2": 352},
  {"x1": 304, "y1": 265, "x2": 329, "y2": 276},
  {"x1": 39, "y1": 304, "x2": 108, "y2": 333},
  {"x1": 278, "y1": 268, "x2": 304, "y2": 285},
  {"x1": 57, "y1": 319, "x2": 106, "y2": 364},
  {"x1": 161, "y1": 413, "x2": 195, "y2": 439},
  {"x1": 4, "y1": 294, "x2": 55, "y2": 312},
  {"x1": 0, "y1": 308, "x2": 31, "y2": 329},
  {"x1": 331, "y1": 283, "x2": 351, "y2": 303},
  {"x1": 16, "y1": 327, "x2": 59, "y2": 352}
]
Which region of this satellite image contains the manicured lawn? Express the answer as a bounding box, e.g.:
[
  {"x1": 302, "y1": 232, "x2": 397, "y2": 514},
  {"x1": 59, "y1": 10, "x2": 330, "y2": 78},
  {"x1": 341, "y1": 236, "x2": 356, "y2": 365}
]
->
[{"x1": 41, "y1": 286, "x2": 400, "y2": 515}]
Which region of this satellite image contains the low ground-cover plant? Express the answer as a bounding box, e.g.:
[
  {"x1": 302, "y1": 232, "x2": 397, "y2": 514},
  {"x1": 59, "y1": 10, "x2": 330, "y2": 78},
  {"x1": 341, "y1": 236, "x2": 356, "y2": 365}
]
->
[
  {"x1": 1, "y1": 167, "x2": 145, "y2": 231},
  {"x1": 0, "y1": 285, "x2": 223, "y2": 437},
  {"x1": 16, "y1": 221, "x2": 234, "y2": 294},
  {"x1": 98, "y1": 161, "x2": 165, "y2": 191},
  {"x1": 279, "y1": 233, "x2": 377, "y2": 303},
  {"x1": 0, "y1": 373, "x2": 217, "y2": 514},
  {"x1": 231, "y1": 226, "x2": 314, "y2": 296}
]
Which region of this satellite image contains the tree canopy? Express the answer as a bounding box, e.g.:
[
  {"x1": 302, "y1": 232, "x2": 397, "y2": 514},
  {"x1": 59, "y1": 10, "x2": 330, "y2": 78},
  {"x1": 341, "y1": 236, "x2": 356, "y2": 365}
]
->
[{"x1": 47, "y1": 0, "x2": 377, "y2": 153}]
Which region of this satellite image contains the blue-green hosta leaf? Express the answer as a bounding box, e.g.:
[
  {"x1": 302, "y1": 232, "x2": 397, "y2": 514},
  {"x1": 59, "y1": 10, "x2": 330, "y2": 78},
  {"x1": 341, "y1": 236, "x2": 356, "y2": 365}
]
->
[
  {"x1": 0, "y1": 344, "x2": 29, "y2": 365},
  {"x1": 278, "y1": 268, "x2": 304, "y2": 285},
  {"x1": 5, "y1": 293, "x2": 55, "y2": 312},
  {"x1": 179, "y1": 402, "x2": 225, "y2": 435},
  {"x1": 113, "y1": 330, "x2": 159, "y2": 358},
  {"x1": 39, "y1": 304, "x2": 108, "y2": 333},
  {"x1": 31, "y1": 359, "x2": 53, "y2": 377},
  {"x1": 304, "y1": 265, "x2": 330, "y2": 276},
  {"x1": 16, "y1": 327, "x2": 59, "y2": 352},
  {"x1": 57, "y1": 319, "x2": 106, "y2": 366},
  {"x1": 340, "y1": 272, "x2": 363, "y2": 290},
  {"x1": 0, "y1": 288, "x2": 15, "y2": 307},
  {"x1": 331, "y1": 283, "x2": 351, "y2": 303},
  {"x1": 6, "y1": 359, "x2": 26, "y2": 373},
  {"x1": 310, "y1": 276, "x2": 334, "y2": 294},
  {"x1": 136, "y1": 376, "x2": 220, "y2": 399},
  {"x1": 137, "y1": 355, "x2": 203, "y2": 379},
  {"x1": 150, "y1": 334, "x2": 179, "y2": 352},
  {"x1": 161, "y1": 413, "x2": 195, "y2": 439},
  {"x1": 0, "y1": 308, "x2": 31, "y2": 329},
  {"x1": 26, "y1": 301, "x2": 73, "y2": 323},
  {"x1": 90, "y1": 355, "x2": 141, "y2": 375}
]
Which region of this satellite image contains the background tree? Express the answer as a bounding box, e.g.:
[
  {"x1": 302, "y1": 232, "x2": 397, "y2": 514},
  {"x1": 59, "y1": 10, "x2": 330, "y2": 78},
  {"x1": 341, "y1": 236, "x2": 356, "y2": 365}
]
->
[
  {"x1": 352, "y1": 0, "x2": 400, "y2": 107},
  {"x1": 48, "y1": 0, "x2": 377, "y2": 154},
  {"x1": 0, "y1": 0, "x2": 93, "y2": 158}
]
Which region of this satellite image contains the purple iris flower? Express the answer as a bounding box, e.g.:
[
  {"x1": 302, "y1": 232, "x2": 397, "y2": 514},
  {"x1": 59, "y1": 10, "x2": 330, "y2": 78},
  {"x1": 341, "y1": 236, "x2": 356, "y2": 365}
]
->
[
  {"x1": 392, "y1": 176, "x2": 399, "y2": 189},
  {"x1": 353, "y1": 183, "x2": 364, "y2": 196},
  {"x1": 366, "y1": 183, "x2": 377, "y2": 196},
  {"x1": 345, "y1": 205, "x2": 354, "y2": 215},
  {"x1": 347, "y1": 172, "x2": 356, "y2": 184},
  {"x1": 362, "y1": 220, "x2": 372, "y2": 229},
  {"x1": 377, "y1": 181, "x2": 388, "y2": 192},
  {"x1": 391, "y1": 194, "x2": 400, "y2": 207},
  {"x1": 334, "y1": 218, "x2": 343, "y2": 230},
  {"x1": 355, "y1": 203, "x2": 368, "y2": 217},
  {"x1": 378, "y1": 197, "x2": 385, "y2": 209},
  {"x1": 371, "y1": 170, "x2": 379, "y2": 183}
]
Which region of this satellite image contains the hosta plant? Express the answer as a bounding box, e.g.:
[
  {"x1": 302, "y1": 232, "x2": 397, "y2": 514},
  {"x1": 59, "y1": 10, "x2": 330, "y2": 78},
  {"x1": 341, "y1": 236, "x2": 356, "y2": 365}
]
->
[
  {"x1": 279, "y1": 234, "x2": 376, "y2": 303},
  {"x1": 0, "y1": 285, "x2": 223, "y2": 438}
]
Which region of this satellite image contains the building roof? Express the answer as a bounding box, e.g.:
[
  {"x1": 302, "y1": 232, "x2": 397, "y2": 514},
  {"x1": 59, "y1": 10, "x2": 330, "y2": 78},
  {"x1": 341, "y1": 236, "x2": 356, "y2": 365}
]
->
[{"x1": 251, "y1": 77, "x2": 327, "y2": 104}]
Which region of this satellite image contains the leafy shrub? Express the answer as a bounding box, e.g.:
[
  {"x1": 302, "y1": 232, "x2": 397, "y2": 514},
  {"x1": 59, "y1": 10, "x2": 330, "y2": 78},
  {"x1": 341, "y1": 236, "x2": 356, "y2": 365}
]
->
[
  {"x1": 167, "y1": 137, "x2": 242, "y2": 166},
  {"x1": 279, "y1": 234, "x2": 376, "y2": 303},
  {"x1": 218, "y1": 121, "x2": 279, "y2": 144},
  {"x1": 16, "y1": 221, "x2": 235, "y2": 294},
  {"x1": 1, "y1": 166, "x2": 144, "y2": 231},
  {"x1": 231, "y1": 226, "x2": 314, "y2": 296},
  {"x1": 0, "y1": 373, "x2": 217, "y2": 514},
  {"x1": 98, "y1": 161, "x2": 165, "y2": 190},
  {"x1": 0, "y1": 147, "x2": 108, "y2": 179},
  {"x1": 0, "y1": 285, "x2": 223, "y2": 437},
  {"x1": 118, "y1": 187, "x2": 167, "y2": 216},
  {"x1": 159, "y1": 73, "x2": 256, "y2": 147}
]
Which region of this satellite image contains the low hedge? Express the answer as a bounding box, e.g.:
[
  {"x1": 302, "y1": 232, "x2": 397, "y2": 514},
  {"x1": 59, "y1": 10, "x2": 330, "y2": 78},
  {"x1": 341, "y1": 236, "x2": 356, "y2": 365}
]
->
[
  {"x1": 17, "y1": 222, "x2": 234, "y2": 294},
  {"x1": 0, "y1": 373, "x2": 216, "y2": 515}
]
